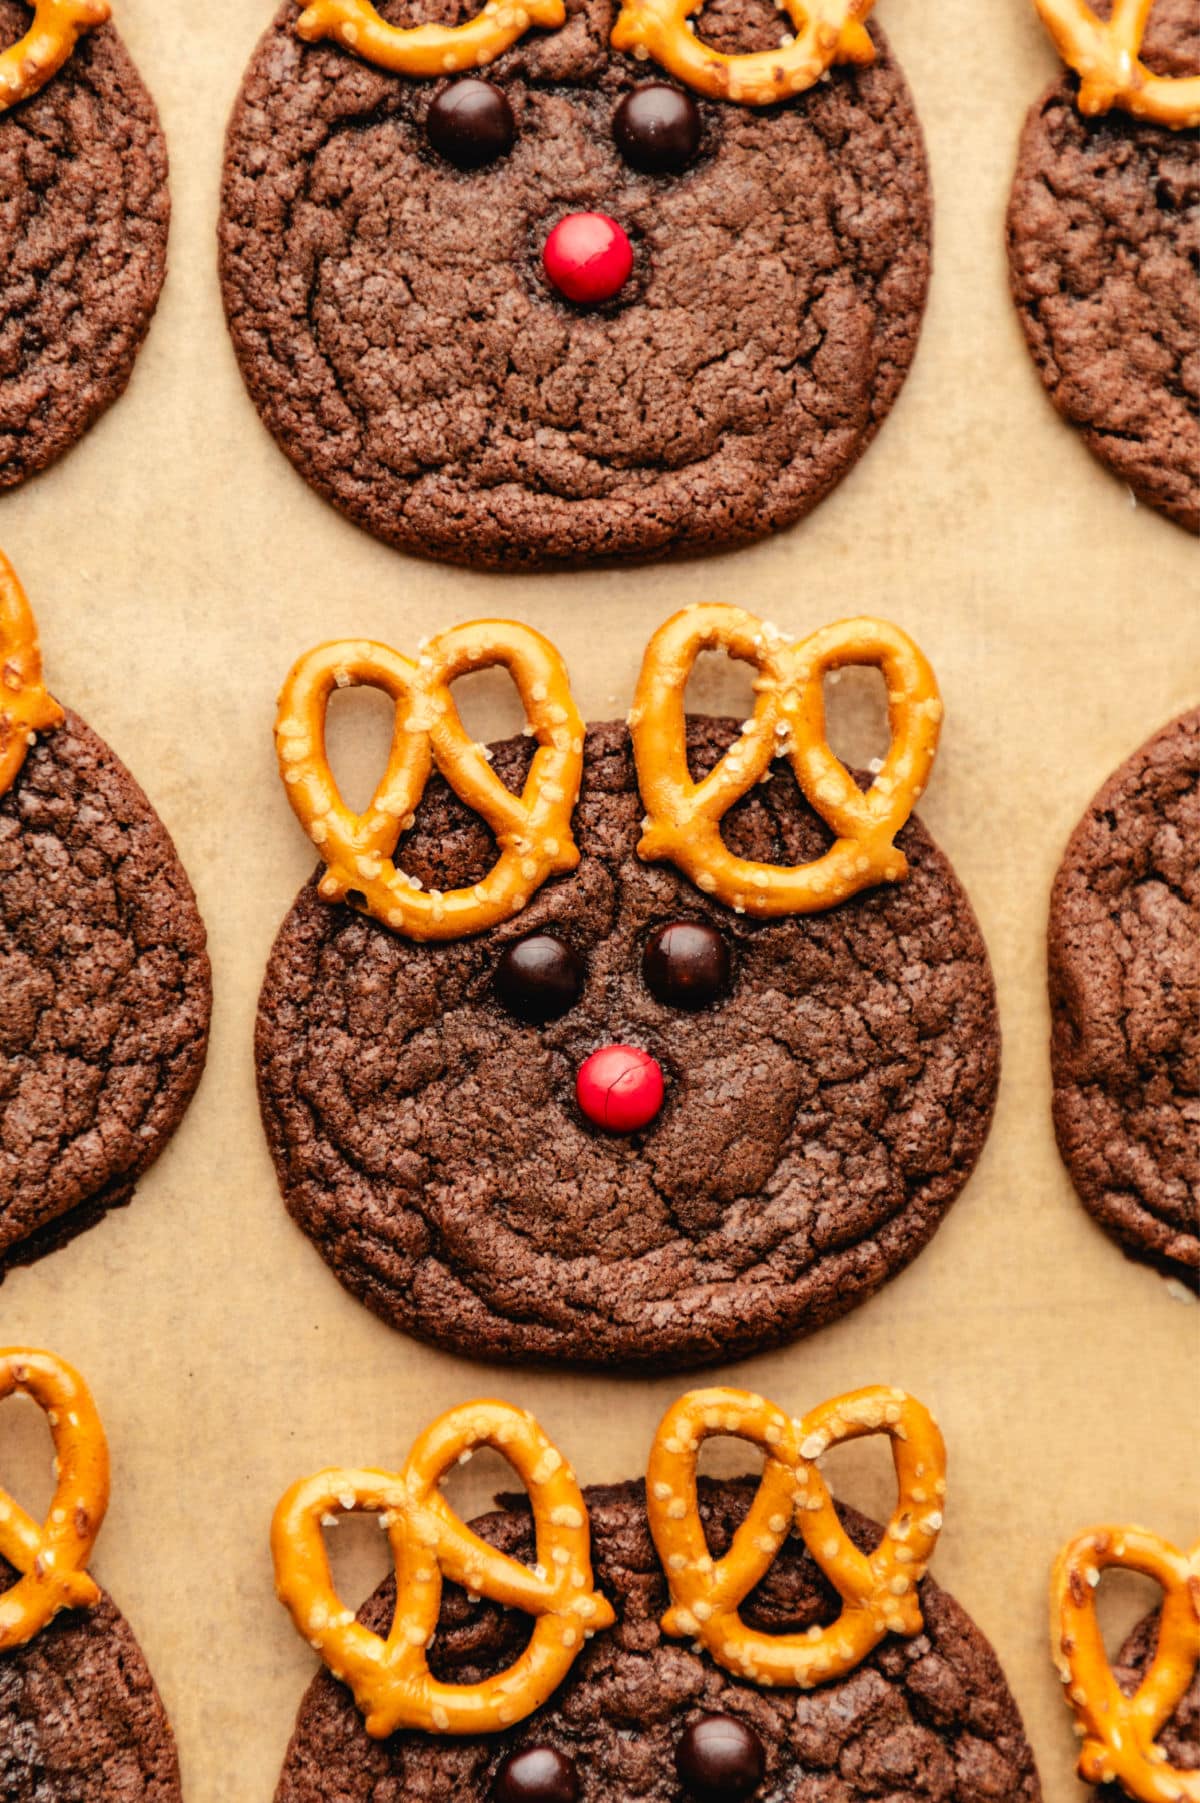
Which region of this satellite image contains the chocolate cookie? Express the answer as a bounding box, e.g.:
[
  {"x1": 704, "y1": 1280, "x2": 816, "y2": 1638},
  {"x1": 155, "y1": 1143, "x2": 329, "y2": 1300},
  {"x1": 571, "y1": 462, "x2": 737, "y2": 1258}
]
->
[
  {"x1": 218, "y1": 0, "x2": 931, "y2": 570},
  {"x1": 256, "y1": 717, "x2": 999, "y2": 1369},
  {"x1": 1049, "y1": 709, "x2": 1199, "y2": 1287},
  {"x1": 1097, "y1": 1609, "x2": 1200, "y2": 1799},
  {"x1": 274, "y1": 1479, "x2": 1042, "y2": 1801},
  {"x1": 1007, "y1": 0, "x2": 1200, "y2": 533},
  {"x1": 0, "y1": 1557, "x2": 182, "y2": 1802},
  {"x1": 0, "y1": 3, "x2": 169, "y2": 489},
  {"x1": 0, "y1": 710, "x2": 212, "y2": 1275}
]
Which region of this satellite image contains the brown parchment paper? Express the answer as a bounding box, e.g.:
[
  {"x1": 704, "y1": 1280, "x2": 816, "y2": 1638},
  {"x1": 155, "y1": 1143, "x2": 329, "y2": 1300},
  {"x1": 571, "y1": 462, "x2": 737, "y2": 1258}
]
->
[{"x1": 0, "y1": 1, "x2": 1197, "y2": 1797}]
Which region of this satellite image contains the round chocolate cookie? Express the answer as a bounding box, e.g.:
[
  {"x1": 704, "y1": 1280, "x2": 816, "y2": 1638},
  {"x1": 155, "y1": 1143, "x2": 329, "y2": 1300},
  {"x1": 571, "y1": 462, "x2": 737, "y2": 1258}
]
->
[
  {"x1": 218, "y1": 0, "x2": 931, "y2": 570},
  {"x1": 1007, "y1": 0, "x2": 1200, "y2": 533},
  {"x1": 256, "y1": 719, "x2": 999, "y2": 1369},
  {"x1": 1096, "y1": 1607, "x2": 1199, "y2": 1799},
  {"x1": 1049, "y1": 708, "x2": 1199, "y2": 1287},
  {"x1": 0, "y1": 1559, "x2": 182, "y2": 1801},
  {"x1": 0, "y1": 710, "x2": 211, "y2": 1275},
  {"x1": 0, "y1": 4, "x2": 169, "y2": 490},
  {"x1": 274, "y1": 1480, "x2": 1043, "y2": 1801}
]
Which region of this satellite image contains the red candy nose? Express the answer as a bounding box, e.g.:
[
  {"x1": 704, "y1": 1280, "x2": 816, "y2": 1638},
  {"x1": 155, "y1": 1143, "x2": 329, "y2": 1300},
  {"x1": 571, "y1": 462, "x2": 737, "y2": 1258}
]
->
[
  {"x1": 543, "y1": 212, "x2": 633, "y2": 305},
  {"x1": 576, "y1": 1044, "x2": 664, "y2": 1133}
]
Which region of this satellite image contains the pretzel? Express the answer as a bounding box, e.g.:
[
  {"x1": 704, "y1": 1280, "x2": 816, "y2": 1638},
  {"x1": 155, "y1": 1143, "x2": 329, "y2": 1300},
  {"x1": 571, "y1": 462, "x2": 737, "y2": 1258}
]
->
[
  {"x1": 1051, "y1": 1526, "x2": 1200, "y2": 1801},
  {"x1": 631, "y1": 605, "x2": 941, "y2": 918},
  {"x1": 276, "y1": 622, "x2": 584, "y2": 943},
  {"x1": 0, "y1": 550, "x2": 63, "y2": 801},
  {"x1": 0, "y1": 0, "x2": 110, "y2": 113},
  {"x1": 271, "y1": 1400, "x2": 615, "y2": 1738},
  {"x1": 1032, "y1": 0, "x2": 1200, "y2": 128},
  {"x1": 646, "y1": 1386, "x2": 946, "y2": 1686},
  {"x1": 0, "y1": 1349, "x2": 109, "y2": 1650},
  {"x1": 295, "y1": 0, "x2": 566, "y2": 79},
  {"x1": 611, "y1": 0, "x2": 875, "y2": 107}
]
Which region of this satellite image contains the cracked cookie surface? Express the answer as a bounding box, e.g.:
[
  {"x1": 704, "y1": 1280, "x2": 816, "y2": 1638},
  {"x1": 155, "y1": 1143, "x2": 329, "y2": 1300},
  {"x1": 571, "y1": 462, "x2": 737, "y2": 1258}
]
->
[
  {"x1": 275, "y1": 1479, "x2": 1042, "y2": 1801},
  {"x1": 219, "y1": 0, "x2": 930, "y2": 569},
  {"x1": 256, "y1": 718, "x2": 999, "y2": 1369},
  {"x1": 1049, "y1": 708, "x2": 1199, "y2": 1286},
  {"x1": 0, "y1": 711, "x2": 211, "y2": 1274},
  {"x1": 0, "y1": 3, "x2": 169, "y2": 489},
  {"x1": 1006, "y1": 0, "x2": 1200, "y2": 532}
]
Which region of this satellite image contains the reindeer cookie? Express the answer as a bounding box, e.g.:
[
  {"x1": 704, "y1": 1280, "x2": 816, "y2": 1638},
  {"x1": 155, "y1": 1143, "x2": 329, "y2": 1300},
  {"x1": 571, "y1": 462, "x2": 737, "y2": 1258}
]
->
[
  {"x1": 0, "y1": 0, "x2": 168, "y2": 490},
  {"x1": 0, "y1": 552, "x2": 211, "y2": 1274},
  {"x1": 256, "y1": 605, "x2": 999, "y2": 1369},
  {"x1": 218, "y1": 0, "x2": 930, "y2": 569},
  {"x1": 1007, "y1": 0, "x2": 1199, "y2": 532},
  {"x1": 271, "y1": 1388, "x2": 1043, "y2": 1800},
  {"x1": 0, "y1": 1348, "x2": 183, "y2": 1800}
]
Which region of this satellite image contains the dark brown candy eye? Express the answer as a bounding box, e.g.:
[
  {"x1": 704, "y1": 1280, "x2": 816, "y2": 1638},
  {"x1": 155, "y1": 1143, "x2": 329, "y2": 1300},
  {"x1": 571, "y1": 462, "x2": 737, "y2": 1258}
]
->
[
  {"x1": 495, "y1": 933, "x2": 583, "y2": 1023},
  {"x1": 613, "y1": 83, "x2": 702, "y2": 174},
  {"x1": 427, "y1": 78, "x2": 515, "y2": 169},
  {"x1": 644, "y1": 921, "x2": 730, "y2": 1009},
  {"x1": 676, "y1": 1715, "x2": 765, "y2": 1801},
  {"x1": 492, "y1": 1745, "x2": 581, "y2": 1803}
]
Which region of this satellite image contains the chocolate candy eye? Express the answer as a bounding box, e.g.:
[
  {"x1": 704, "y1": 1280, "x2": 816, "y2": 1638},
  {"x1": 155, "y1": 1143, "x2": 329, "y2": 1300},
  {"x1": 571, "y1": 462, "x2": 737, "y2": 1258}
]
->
[
  {"x1": 676, "y1": 1715, "x2": 765, "y2": 1801},
  {"x1": 613, "y1": 83, "x2": 702, "y2": 175},
  {"x1": 492, "y1": 1745, "x2": 581, "y2": 1803},
  {"x1": 495, "y1": 933, "x2": 583, "y2": 1023},
  {"x1": 643, "y1": 921, "x2": 730, "y2": 1009},
  {"x1": 427, "y1": 79, "x2": 515, "y2": 169}
]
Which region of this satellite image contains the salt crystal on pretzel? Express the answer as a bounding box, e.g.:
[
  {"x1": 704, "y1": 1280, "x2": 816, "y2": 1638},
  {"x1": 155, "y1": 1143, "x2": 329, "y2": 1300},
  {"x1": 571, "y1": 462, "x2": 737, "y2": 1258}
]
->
[
  {"x1": 0, "y1": 550, "x2": 64, "y2": 801},
  {"x1": 0, "y1": 0, "x2": 110, "y2": 113},
  {"x1": 296, "y1": 0, "x2": 567, "y2": 79},
  {"x1": 1032, "y1": 0, "x2": 1200, "y2": 128}
]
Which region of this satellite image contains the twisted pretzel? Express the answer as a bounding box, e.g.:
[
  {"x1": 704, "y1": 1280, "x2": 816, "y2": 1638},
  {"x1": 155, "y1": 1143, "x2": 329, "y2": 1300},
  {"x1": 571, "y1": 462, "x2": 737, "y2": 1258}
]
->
[
  {"x1": 272, "y1": 1400, "x2": 615, "y2": 1738},
  {"x1": 631, "y1": 605, "x2": 941, "y2": 918},
  {"x1": 1033, "y1": 0, "x2": 1200, "y2": 128},
  {"x1": 1052, "y1": 1526, "x2": 1200, "y2": 1801},
  {"x1": 276, "y1": 622, "x2": 584, "y2": 943},
  {"x1": 0, "y1": 550, "x2": 63, "y2": 801},
  {"x1": 612, "y1": 0, "x2": 874, "y2": 106},
  {"x1": 0, "y1": 0, "x2": 110, "y2": 113},
  {"x1": 647, "y1": 1386, "x2": 946, "y2": 1686},
  {"x1": 0, "y1": 1349, "x2": 109, "y2": 1650},
  {"x1": 296, "y1": 0, "x2": 566, "y2": 79}
]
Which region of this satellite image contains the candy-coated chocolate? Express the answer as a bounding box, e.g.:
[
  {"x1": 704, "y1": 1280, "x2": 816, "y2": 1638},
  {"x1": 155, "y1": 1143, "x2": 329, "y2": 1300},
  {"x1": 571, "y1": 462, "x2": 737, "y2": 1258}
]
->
[
  {"x1": 644, "y1": 920, "x2": 729, "y2": 1008},
  {"x1": 492, "y1": 1745, "x2": 581, "y2": 1802},
  {"x1": 576, "y1": 1043, "x2": 663, "y2": 1132},
  {"x1": 542, "y1": 213, "x2": 633, "y2": 305},
  {"x1": 613, "y1": 83, "x2": 701, "y2": 173},
  {"x1": 427, "y1": 78, "x2": 515, "y2": 168},
  {"x1": 495, "y1": 934, "x2": 583, "y2": 1023},
  {"x1": 675, "y1": 1715, "x2": 765, "y2": 1800}
]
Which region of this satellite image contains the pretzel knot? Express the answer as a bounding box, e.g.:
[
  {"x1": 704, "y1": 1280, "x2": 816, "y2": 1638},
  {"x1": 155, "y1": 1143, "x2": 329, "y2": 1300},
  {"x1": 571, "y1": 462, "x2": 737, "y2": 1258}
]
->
[
  {"x1": 296, "y1": 0, "x2": 566, "y2": 79},
  {"x1": 271, "y1": 1401, "x2": 615, "y2": 1738},
  {"x1": 1052, "y1": 1526, "x2": 1200, "y2": 1802},
  {"x1": 276, "y1": 621, "x2": 584, "y2": 943},
  {"x1": 1033, "y1": 0, "x2": 1200, "y2": 128},
  {"x1": 0, "y1": 0, "x2": 110, "y2": 112},
  {"x1": 646, "y1": 1386, "x2": 946, "y2": 1686},
  {"x1": 0, "y1": 1349, "x2": 110, "y2": 1650},
  {"x1": 612, "y1": 0, "x2": 875, "y2": 106},
  {"x1": 0, "y1": 550, "x2": 64, "y2": 802},
  {"x1": 630, "y1": 605, "x2": 941, "y2": 918}
]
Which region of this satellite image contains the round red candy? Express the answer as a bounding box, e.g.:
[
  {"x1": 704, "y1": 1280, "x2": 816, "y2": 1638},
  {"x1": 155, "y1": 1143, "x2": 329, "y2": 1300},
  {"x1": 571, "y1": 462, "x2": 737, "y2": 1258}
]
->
[
  {"x1": 576, "y1": 1043, "x2": 664, "y2": 1132},
  {"x1": 542, "y1": 212, "x2": 633, "y2": 305}
]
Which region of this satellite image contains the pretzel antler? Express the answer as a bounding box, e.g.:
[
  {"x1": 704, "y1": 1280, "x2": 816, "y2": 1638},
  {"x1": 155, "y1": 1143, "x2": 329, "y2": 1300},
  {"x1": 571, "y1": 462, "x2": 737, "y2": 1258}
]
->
[
  {"x1": 611, "y1": 0, "x2": 875, "y2": 107},
  {"x1": 0, "y1": 1349, "x2": 109, "y2": 1649},
  {"x1": 295, "y1": 0, "x2": 566, "y2": 79},
  {"x1": 0, "y1": 0, "x2": 110, "y2": 113},
  {"x1": 1052, "y1": 1526, "x2": 1200, "y2": 1801},
  {"x1": 0, "y1": 550, "x2": 64, "y2": 801},
  {"x1": 631, "y1": 605, "x2": 941, "y2": 919},
  {"x1": 647, "y1": 1386, "x2": 946, "y2": 1686},
  {"x1": 271, "y1": 1400, "x2": 615, "y2": 1738},
  {"x1": 276, "y1": 621, "x2": 584, "y2": 943},
  {"x1": 1033, "y1": 0, "x2": 1200, "y2": 128}
]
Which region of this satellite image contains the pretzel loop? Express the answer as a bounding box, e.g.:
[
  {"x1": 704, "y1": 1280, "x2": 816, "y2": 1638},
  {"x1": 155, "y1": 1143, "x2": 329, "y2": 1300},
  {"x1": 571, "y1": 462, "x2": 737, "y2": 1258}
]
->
[
  {"x1": 1033, "y1": 0, "x2": 1200, "y2": 128},
  {"x1": 0, "y1": 0, "x2": 109, "y2": 112},
  {"x1": 646, "y1": 1386, "x2": 946, "y2": 1688},
  {"x1": 611, "y1": 0, "x2": 875, "y2": 106},
  {"x1": 0, "y1": 550, "x2": 63, "y2": 801},
  {"x1": 296, "y1": 0, "x2": 567, "y2": 79},
  {"x1": 271, "y1": 1401, "x2": 615, "y2": 1738},
  {"x1": 0, "y1": 1349, "x2": 109, "y2": 1650},
  {"x1": 631, "y1": 605, "x2": 941, "y2": 918},
  {"x1": 276, "y1": 622, "x2": 584, "y2": 943},
  {"x1": 1052, "y1": 1526, "x2": 1200, "y2": 1802}
]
